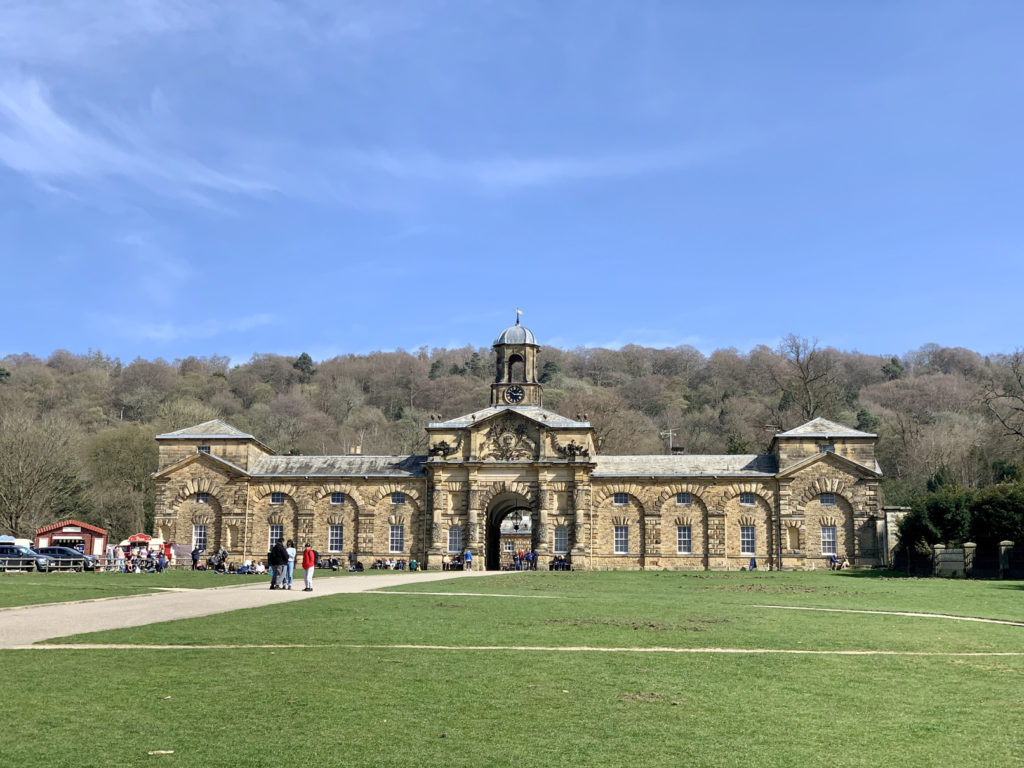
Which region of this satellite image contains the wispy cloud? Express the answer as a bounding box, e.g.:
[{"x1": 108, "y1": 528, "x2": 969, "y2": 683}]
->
[
  {"x1": 0, "y1": 77, "x2": 273, "y2": 202},
  {"x1": 118, "y1": 313, "x2": 278, "y2": 343},
  {"x1": 347, "y1": 145, "x2": 725, "y2": 191}
]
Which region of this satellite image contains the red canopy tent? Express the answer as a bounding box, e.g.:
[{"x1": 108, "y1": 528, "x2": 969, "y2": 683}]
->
[{"x1": 128, "y1": 533, "x2": 152, "y2": 544}]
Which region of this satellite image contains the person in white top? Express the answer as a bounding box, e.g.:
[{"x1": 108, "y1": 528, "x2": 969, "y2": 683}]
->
[{"x1": 285, "y1": 540, "x2": 297, "y2": 590}]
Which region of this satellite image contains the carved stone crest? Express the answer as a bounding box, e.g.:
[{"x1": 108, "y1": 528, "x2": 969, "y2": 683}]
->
[
  {"x1": 551, "y1": 434, "x2": 590, "y2": 459},
  {"x1": 484, "y1": 416, "x2": 536, "y2": 461},
  {"x1": 429, "y1": 435, "x2": 463, "y2": 457}
]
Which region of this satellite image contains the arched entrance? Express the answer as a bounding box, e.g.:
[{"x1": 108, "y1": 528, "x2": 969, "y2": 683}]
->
[{"x1": 485, "y1": 492, "x2": 535, "y2": 571}]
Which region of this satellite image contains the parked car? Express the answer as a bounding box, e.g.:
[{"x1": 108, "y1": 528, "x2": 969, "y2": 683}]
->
[
  {"x1": 35, "y1": 546, "x2": 98, "y2": 572},
  {"x1": 0, "y1": 544, "x2": 54, "y2": 572}
]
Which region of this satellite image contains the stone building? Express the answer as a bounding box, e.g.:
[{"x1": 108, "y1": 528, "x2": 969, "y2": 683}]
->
[{"x1": 153, "y1": 321, "x2": 884, "y2": 571}]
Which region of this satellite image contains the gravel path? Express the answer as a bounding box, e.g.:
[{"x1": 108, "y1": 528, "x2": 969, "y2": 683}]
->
[{"x1": 0, "y1": 570, "x2": 503, "y2": 649}]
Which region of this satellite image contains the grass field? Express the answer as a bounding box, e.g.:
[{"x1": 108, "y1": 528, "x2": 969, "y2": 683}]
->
[
  {"x1": 0, "y1": 567, "x2": 353, "y2": 608},
  {"x1": 3, "y1": 571, "x2": 1023, "y2": 767}
]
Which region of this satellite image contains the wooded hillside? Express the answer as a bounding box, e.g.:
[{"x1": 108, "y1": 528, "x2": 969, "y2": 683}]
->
[{"x1": 3, "y1": 336, "x2": 1023, "y2": 541}]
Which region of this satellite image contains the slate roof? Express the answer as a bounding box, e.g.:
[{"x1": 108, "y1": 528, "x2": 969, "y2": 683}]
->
[
  {"x1": 593, "y1": 454, "x2": 778, "y2": 477},
  {"x1": 250, "y1": 455, "x2": 427, "y2": 478},
  {"x1": 156, "y1": 420, "x2": 256, "y2": 440},
  {"x1": 774, "y1": 418, "x2": 875, "y2": 439},
  {"x1": 428, "y1": 406, "x2": 590, "y2": 429}
]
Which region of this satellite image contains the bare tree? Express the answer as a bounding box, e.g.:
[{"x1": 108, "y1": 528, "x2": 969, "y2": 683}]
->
[
  {"x1": 0, "y1": 412, "x2": 83, "y2": 537},
  {"x1": 984, "y1": 350, "x2": 1024, "y2": 441},
  {"x1": 775, "y1": 334, "x2": 844, "y2": 421}
]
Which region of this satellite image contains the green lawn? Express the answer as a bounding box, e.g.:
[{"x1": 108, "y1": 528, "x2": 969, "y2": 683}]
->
[
  {"x1": 0, "y1": 567, "x2": 355, "y2": 608},
  {"x1": 3, "y1": 571, "x2": 1023, "y2": 767}
]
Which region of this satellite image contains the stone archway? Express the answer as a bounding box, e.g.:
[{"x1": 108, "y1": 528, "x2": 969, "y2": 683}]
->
[{"x1": 485, "y1": 491, "x2": 534, "y2": 571}]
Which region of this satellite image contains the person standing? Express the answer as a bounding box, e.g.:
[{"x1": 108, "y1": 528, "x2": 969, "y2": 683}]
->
[
  {"x1": 191, "y1": 546, "x2": 201, "y2": 570},
  {"x1": 115, "y1": 545, "x2": 125, "y2": 572},
  {"x1": 268, "y1": 538, "x2": 289, "y2": 590},
  {"x1": 464, "y1": 548, "x2": 473, "y2": 571},
  {"x1": 302, "y1": 543, "x2": 316, "y2": 591},
  {"x1": 285, "y1": 539, "x2": 297, "y2": 590}
]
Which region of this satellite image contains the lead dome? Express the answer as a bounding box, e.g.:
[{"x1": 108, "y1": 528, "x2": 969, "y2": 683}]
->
[{"x1": 494, "y1": 322, "x2": 537, "y2": 346}]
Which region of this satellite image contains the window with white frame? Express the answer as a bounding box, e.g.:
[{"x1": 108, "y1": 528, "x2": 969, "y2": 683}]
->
[
  {"x1": 192, "y1": 525, "x2": 207, "y2": 550},
  {"x1": 739, "y1": 492, "x2": 756, "y2": 506},
  {"x1": 197, "y1": 446, "x2": 210, "y2": 454},
  {"x1": 820, "y1": 493, "x2": 836, "y2": 506},
  {"x1": 676, "y1": 492, "x2": 692, "y2": 505},
  {"x1": 268, "y1": 525, "x2": 283, "y2": 549},
  {"x1": 677, "y1": 525, "x2": 692, "y2": 554},
  {"x1": 503, "y1": 540, "x2": 514, "y2": 553},
  {"x1": 389, "y1": 525, "x2": 404, "y2": 552},
  {"x1": 448, "y1": 525, "x2": 462, "y2": 553},
  {"x1": 195, "y1": 492, "x2": 210, "y2": 504},
  {"x1": 614, "y1": 525, "x2": 629, "y2": 554},
  {"x1": 329, "y1": 525, "x2": 344, "y2": 552},
  {"x1": 821, "y1": 526, "x2": 837, "y2": 556},
  {"x1": 391, "y1": 492, "x2": 405, "y2": 505},
  {"x1": 331, "y1": 492, "x2": 345, "y2": 505},
  {"x1": 740, "y1": 525, "x2": 755, "y2": 555},
  {"x1": 613, "y1": 492, "x2": 629, "y2": 505},
  {"x1": 270, "y1": 492, "x2": 284, "y2": 505},
  {"x1": 553, "y1": 525, "x2": 569, "y2": 554}
]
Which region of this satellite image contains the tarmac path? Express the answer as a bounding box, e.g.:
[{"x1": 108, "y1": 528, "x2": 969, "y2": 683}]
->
[{"x1": 0, "y1": 570, "x2": 505, "y2": 649}]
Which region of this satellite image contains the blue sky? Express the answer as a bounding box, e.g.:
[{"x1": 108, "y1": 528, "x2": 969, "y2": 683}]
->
[{"x1": 2, "y1": 1, "x2": 1023, "y2": 364}]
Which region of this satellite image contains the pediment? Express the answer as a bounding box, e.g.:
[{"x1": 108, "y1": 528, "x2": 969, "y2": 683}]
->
[
  {"x1": 153, "y1": 451, "x2": 249, "y2": 480},
  {"x1": 776, "y1": 450, "x2": 881, "y2": 480},
  {"x1": 474, "y1": 412, "x2": 541, "y2": 462}
]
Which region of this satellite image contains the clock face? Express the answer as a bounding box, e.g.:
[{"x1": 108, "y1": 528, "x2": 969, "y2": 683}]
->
[{"x1": 504, "y1": 385, "x2": 525, "y2": 404}]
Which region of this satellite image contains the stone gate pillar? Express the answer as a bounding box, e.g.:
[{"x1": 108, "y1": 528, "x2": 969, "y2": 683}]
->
[
  {"x1": 535, "y1": 483, "x2": 553, "y2": 558},
  {"x1": 467, "y1": 485, "x2": 482, "y2": 552}
]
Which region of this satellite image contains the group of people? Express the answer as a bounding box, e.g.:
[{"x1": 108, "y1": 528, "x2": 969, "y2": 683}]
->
[
  {"x1": 510, "y1": 550, "x2": 538, "y2": 570},
  {"x1": 440, "y1": 550, "x2": 474, "y2": 570},
  {"x1": 111, "y1": 545, "x2": 168, "y2": 573},
  {"x1": 828, "y1": 554, "x2": 850, "y2": 570},
  {"x1": 549, "y1": 555, "x2": 571, "y2": 571},
  {"x1": 370, "y1": 558, "x2": 417, "y2": 570},
  {"x1": 267, "y1": 538, "x2": 317, "y2": 591}
]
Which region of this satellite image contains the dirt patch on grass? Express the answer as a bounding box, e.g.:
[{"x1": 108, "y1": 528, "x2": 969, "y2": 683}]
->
[
  {"x1": 545, "y1": 617, "x2": 728, "y2": 632},
  {"x1": 619, "y1": 691, "x2": 662, "y2": 702}
]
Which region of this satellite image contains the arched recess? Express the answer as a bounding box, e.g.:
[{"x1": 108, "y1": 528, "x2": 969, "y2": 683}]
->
[
  {"x1": 172, "y1": 477, "x2": 226, "y2": 507},
  {"x1": 314, "y1": 486, "x2": 362, "y2": 556},
  {"x1": 799, "y1": 492, "x2": 856, "y2": 564},
  {"x1": 593, "y1": 484, "x2": 648, "y2": 507},
  {"x1": 657, "y1": 484, "x2": 710, "y2": 566},
  {"x1": 367, "y1": 484, "x2": 423, "y2": 507},
  {"x1": 796, "y1": 478, "x2": 853, "y2": 506},
  {"x1": 252, "y1": 488, "x2": 300, "y2": 555},
  {"x1": 722, "y1": 484, "x2": 774, "y2": 568},
  {"x1": 596, "y1": 488, "x2": 647, "y2": 566},
  {"x1": 311, "y1": 484, "x2": 366, "y2": 512},
  {"x1": 253, "y1": 483, "x2": 302, "y2": 502},
  {"x1": 484, "y1": 489, "x2": 534, "y2": 571},
  {"x1": 721, "y1": 483, "x2": 775, "y2": 507},
  {"x1": 479, "y1": 481, "x2": 535, "y2": 511},
  {"x1": 370, "y1": 485, "x2": 423, "y2": 558},
  {"x1": 174, "y1": 487, "x2": 225, "y2": 552}
]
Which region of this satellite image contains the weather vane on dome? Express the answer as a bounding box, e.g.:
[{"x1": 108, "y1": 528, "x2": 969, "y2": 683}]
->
[{"x1": 515, "y1": 308, "x2": 522, "y2": 326}]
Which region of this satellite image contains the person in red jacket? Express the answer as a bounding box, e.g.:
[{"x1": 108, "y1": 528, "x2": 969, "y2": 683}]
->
[{"x1": 302, "y1": 543, "x2": 316, "y2": 591}]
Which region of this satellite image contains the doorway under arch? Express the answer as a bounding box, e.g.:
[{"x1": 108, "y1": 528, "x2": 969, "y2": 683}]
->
[{"x1": 485, "y1": 492, "x2": 534, "y2": 571}]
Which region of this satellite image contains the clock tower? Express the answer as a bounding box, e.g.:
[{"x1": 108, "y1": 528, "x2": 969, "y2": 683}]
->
[{"x1": 490, "y1": 314, "x2": 543, "y2": 407}]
